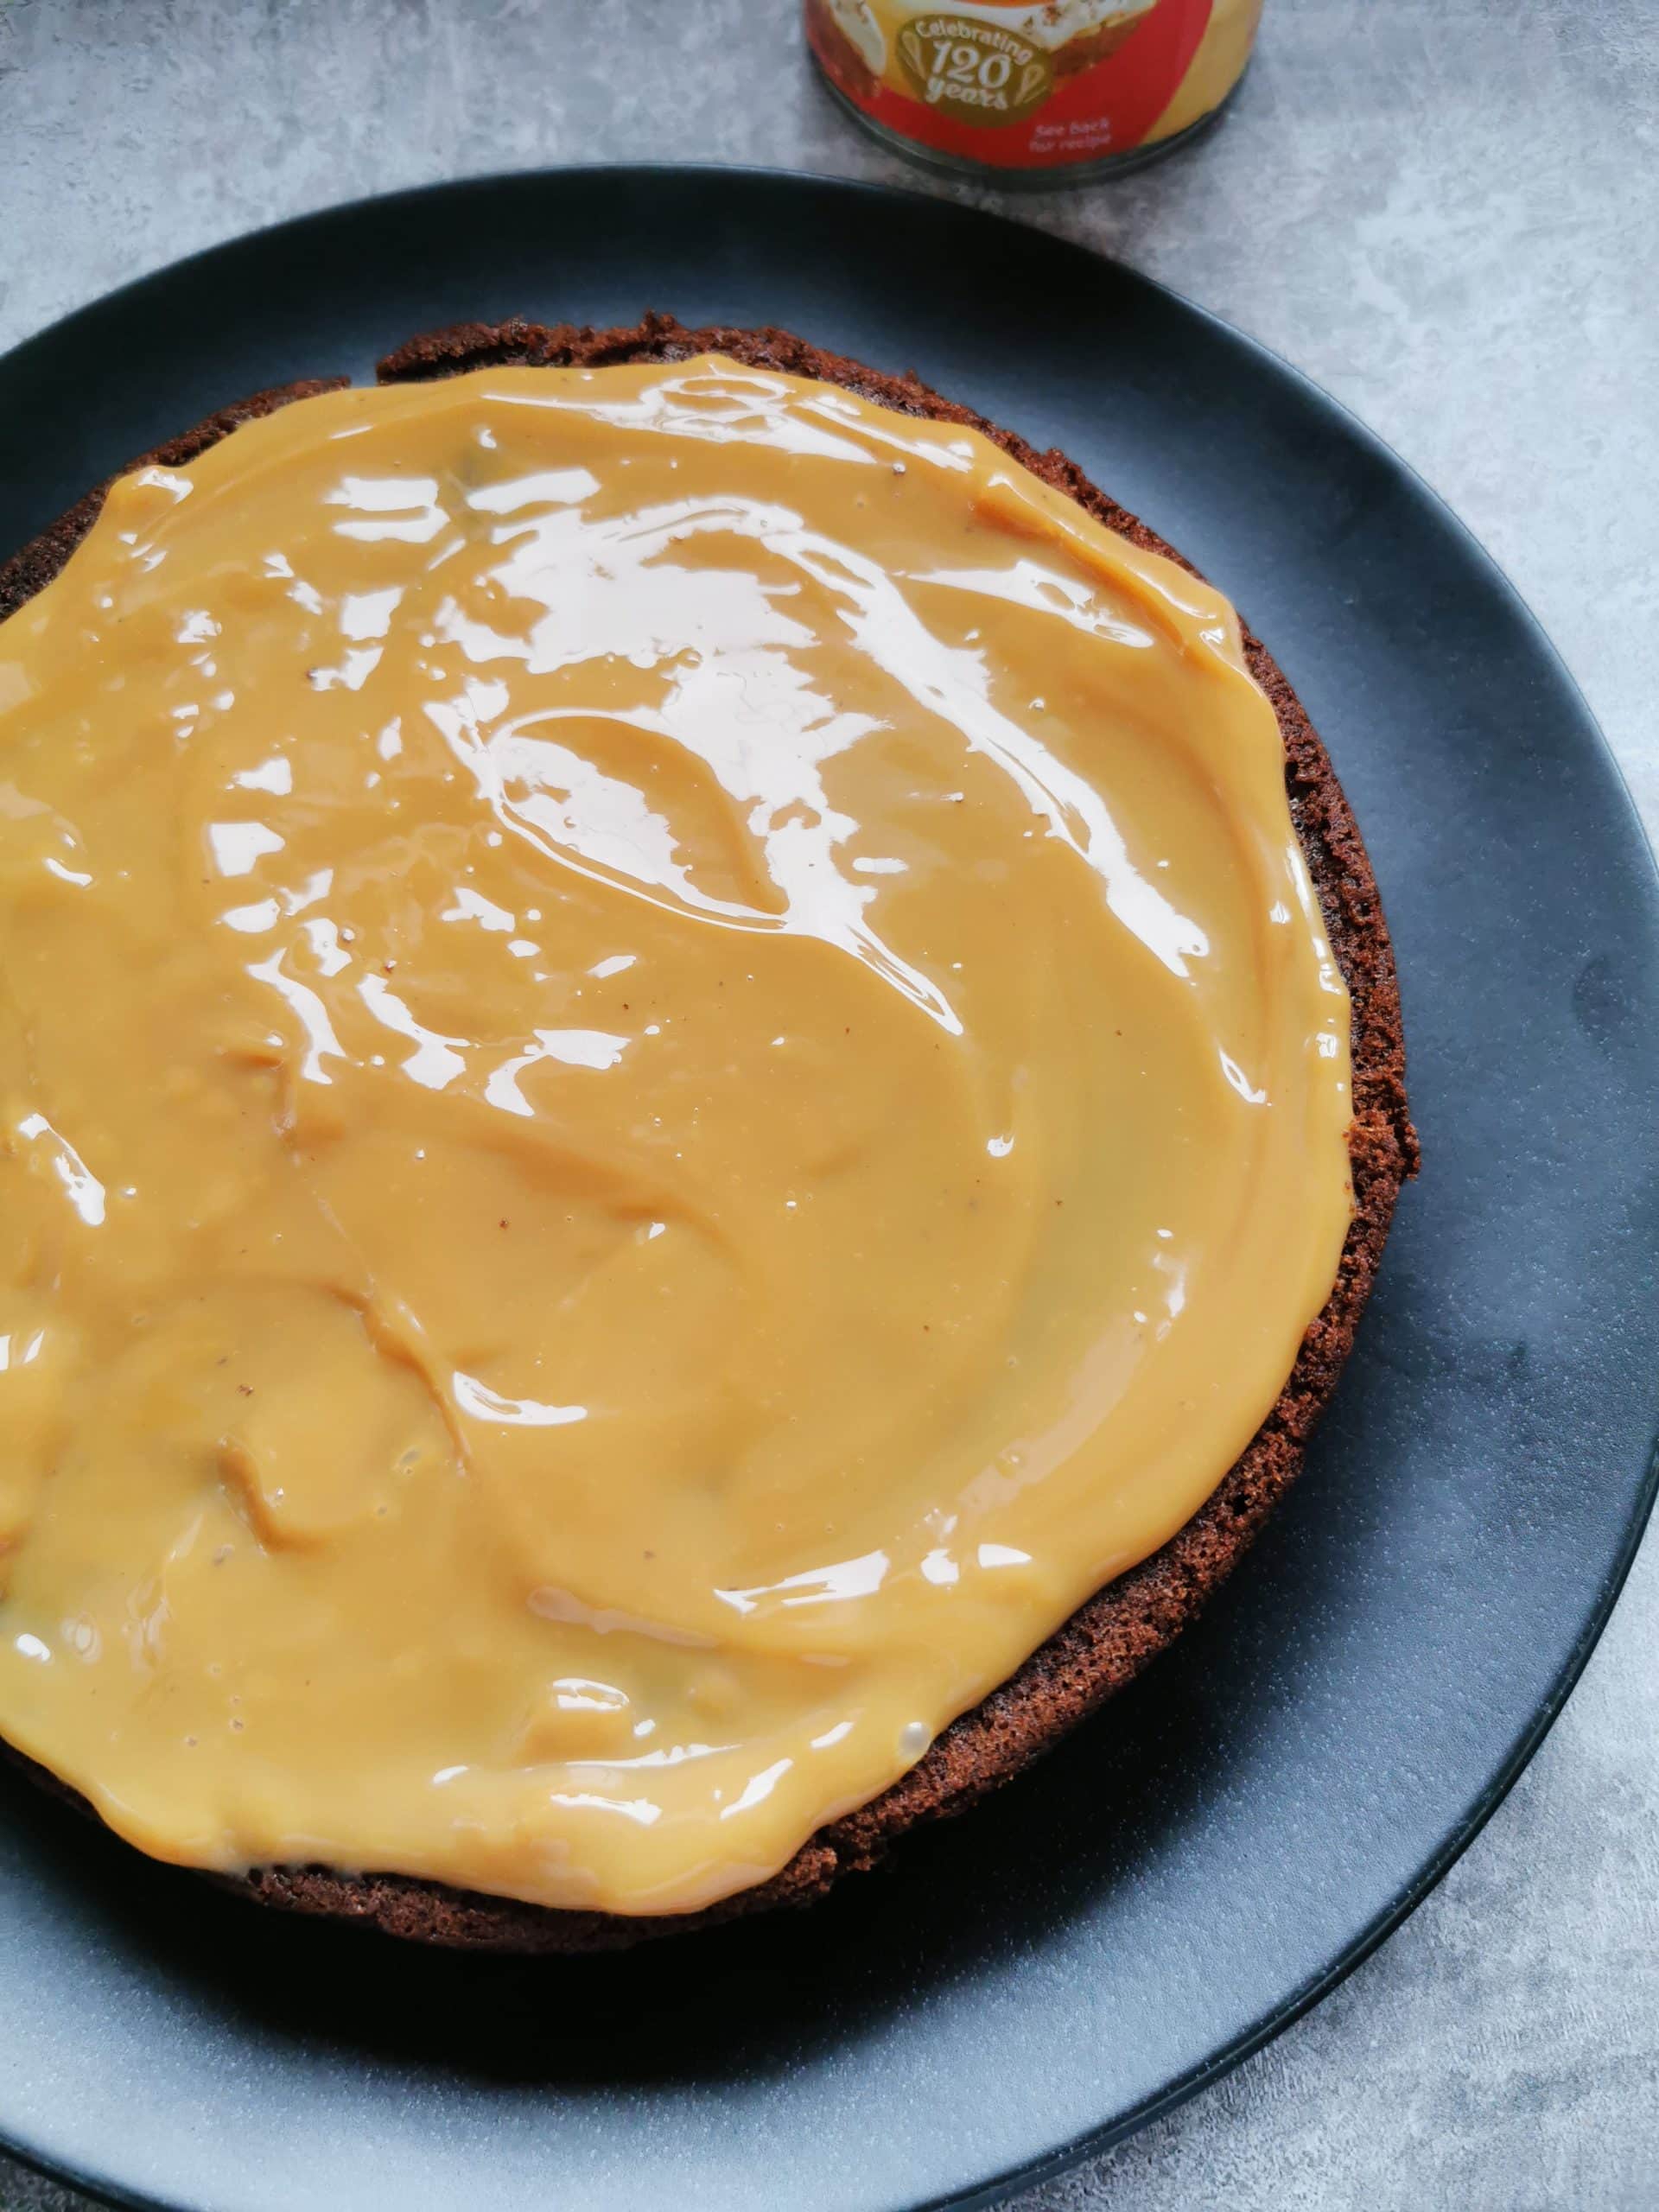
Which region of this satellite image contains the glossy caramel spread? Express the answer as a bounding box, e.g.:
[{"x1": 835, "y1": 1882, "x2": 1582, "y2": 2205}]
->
[{"x1": 0, "y1": 359, "x2": 1352, "y2": 1915}]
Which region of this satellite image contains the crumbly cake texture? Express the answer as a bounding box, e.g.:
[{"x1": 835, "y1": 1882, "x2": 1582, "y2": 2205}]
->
[{"x1": 0, "y1": 317, "x2": 1418, "y2": 1951}]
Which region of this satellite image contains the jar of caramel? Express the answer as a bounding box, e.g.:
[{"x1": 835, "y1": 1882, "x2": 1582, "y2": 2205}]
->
[{"x1": 806, "y1": 0, "x2": 1262, "y2": 186}]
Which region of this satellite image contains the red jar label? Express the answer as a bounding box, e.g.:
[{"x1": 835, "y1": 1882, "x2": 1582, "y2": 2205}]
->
[{"x1": 807, "y1": 0, "x2": 1242, "y2": 174}]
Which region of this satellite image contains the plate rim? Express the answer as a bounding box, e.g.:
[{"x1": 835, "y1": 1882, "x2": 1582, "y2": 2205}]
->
[{"x1": 1, "y1": 159, "x2": 1656, "y2": 2212}]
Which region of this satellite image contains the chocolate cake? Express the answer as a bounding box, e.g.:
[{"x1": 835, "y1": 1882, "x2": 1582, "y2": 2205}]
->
[{"x1": 0, "y1": 316, "x2": 1417, "y2": 1950}]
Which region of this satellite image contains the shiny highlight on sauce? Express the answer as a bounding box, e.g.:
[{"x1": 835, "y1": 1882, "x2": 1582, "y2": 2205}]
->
[{"x1": 0, "y1": 360, "x2": 1351, "y2": 1914}]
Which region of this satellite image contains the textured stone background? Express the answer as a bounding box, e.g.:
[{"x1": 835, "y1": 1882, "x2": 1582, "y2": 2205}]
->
[{"x1": 0, "y1": 1, "x2": 1656, "y2": 2206}]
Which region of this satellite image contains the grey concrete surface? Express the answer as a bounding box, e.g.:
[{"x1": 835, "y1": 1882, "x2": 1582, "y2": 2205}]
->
[{"x1": 0, "y1": 1, "x2": 1656, "y2": 2206}]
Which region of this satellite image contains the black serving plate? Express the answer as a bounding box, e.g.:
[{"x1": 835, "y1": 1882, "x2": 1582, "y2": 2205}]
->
[{"x1": 1, "y1": 168, "x2": 1655, "y2": 2212}]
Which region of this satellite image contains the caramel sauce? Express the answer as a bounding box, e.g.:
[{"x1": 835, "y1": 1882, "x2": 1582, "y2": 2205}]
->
[{"x1": 0, "y1": 359, "x2": 1351, "y2": 1913}]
